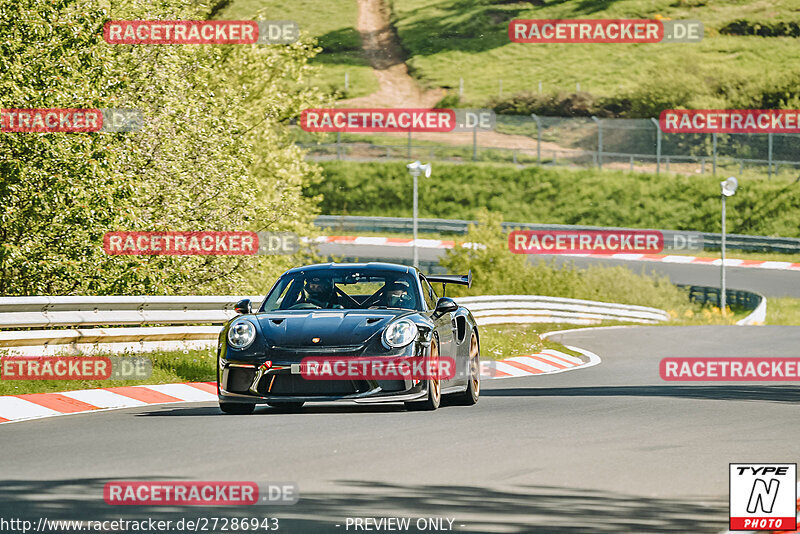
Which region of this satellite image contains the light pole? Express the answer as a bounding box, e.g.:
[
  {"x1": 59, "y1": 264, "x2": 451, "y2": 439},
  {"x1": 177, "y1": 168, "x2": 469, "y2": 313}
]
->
[
  {"x1": 719, "y1": 176, "x2": 738, "y2": 313},
  {"x1": 406, "y1": 160, "x2": 431, "y2": 270}
]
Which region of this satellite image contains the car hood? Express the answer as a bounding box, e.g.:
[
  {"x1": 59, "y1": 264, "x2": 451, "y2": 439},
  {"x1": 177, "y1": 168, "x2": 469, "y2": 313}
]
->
[{"x1": 254, "y1": 309, "x2": 414, "y2": 348}]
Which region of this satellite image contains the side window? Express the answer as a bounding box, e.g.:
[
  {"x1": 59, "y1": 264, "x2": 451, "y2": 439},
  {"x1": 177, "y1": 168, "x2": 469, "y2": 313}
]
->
[{"x1": 419, "y1": 276, "x2": 437, "y2": 310}]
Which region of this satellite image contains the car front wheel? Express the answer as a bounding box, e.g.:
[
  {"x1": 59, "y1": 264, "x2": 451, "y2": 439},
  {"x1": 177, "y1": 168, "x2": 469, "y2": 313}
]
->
[
  {"x1": 405, "y1": 339, "x2": 441, "y2": 411},
  {"x1": 451, "y1": 330, "x2": 480, "y2": 406}
]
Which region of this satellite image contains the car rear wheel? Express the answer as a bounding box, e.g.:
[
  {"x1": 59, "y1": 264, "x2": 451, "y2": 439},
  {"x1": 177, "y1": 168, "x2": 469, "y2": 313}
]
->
[
  {"x1": 267, "y1": 401, "x2": 305, "y2": 411},
  {"x1": 452, "y1": 331, "x2": 480, "y2": 406},
  {"x1": 405, "y1": 339, "x2": 441, "y2": 411},
  {"x1": 219, "y1": 402, "x2": 255, "y2": 415}
]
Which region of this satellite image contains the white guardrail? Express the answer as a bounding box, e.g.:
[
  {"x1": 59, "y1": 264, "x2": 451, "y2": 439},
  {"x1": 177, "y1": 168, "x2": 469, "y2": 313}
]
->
[{"x1": 0, "y1": 294, "x2": 670, "y2": 356}]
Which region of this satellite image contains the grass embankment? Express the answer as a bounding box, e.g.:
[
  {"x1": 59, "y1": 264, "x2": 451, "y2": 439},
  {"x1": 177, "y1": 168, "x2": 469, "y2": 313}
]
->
[
  {"x1": 227, "y1": 0, "x2": 800, "y2": 114},
  {"x1": 218, "y1": 0, "x2": 377, "y2": 98},
  {"x1": 391, "y1": 0, "x2": 800, "y2": 114}
]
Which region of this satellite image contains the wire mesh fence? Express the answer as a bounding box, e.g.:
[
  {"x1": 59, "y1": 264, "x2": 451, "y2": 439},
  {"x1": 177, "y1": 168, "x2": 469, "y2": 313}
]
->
[{"x1": 294, "y1": 115, "x2": 800, "y2": 179}]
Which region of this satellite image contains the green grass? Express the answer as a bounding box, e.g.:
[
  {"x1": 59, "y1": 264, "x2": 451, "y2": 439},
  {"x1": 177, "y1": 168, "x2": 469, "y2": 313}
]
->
[
  {"x1": 765, "y1": 297, "x2": 800, "y2": 325},
  {"x1": 393, "y1": 0, "x2": 800, "y2": 112},
  {"x1": 0, "y1": 348, "x2": 216, "y2": 396},
  {"x1": 479, "y1": 323, "x2": 583, "y2": 360},
  {"x1": 219, "y1": 0, "x2": 378, "y2": 98}
]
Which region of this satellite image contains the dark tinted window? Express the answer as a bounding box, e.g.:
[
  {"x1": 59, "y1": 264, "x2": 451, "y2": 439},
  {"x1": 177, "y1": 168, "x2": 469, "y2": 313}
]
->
[
  {"x1": 261, "y1": 269, "x2": 423, "y2": 311},
  {"x1": 419, "y1": 275, "x2": 438, "y2": 310}
]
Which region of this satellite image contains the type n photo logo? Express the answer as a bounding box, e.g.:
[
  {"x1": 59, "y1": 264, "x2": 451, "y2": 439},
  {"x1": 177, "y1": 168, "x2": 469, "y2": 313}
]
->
[{"x1": 730, "y1": 463, "x2": 797, "y2": 531}]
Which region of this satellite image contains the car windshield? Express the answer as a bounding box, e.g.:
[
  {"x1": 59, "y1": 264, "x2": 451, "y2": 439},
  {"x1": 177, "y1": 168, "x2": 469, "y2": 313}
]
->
[{"x1": 260, "y1": 269, "x2": 422, "y2": 311}]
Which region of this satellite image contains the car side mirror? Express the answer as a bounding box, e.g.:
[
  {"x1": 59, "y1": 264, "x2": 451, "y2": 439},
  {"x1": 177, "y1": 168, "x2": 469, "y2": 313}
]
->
[
  {"x1": 433, "y1": 297, "x2": 458, "y2": 317},
  {"x1": 234, "y1": 299, "x2": 252, "y2": 315}
]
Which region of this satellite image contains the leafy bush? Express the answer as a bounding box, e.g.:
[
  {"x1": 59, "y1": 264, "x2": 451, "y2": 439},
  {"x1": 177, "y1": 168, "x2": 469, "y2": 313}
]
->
[
  {"x1": 439, "y1": 210, "x2": 691, "y2": 312},
  {"x1": 720, "y1": 20, "x2": 800, "y2": 38},
  {"x1": 310, "y1": 161, "x2": 800, "y2": 237},
  {"x1": 0, "y1": 0, "x2": 328, "y2": 296}
]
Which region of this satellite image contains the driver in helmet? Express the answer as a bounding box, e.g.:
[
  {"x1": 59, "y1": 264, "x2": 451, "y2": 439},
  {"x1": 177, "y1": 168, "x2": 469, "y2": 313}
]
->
[
  {"x1": 302, "y1": 275, "x2": 339, "y2": 308},
  {"x1": 384, "y1": 280, "x2": 415, "y2": 309}
]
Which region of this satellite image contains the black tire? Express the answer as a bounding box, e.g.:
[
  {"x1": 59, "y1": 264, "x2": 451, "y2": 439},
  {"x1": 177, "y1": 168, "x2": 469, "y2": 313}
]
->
[
  {"x1": 405, "y1": 340, "x2": 441, "y2": 411},
  {"x1": 219, "y1": 402, "x2": 255, "y2": 415},
  {"x1": 451, "y1": 331, "x2": 480, "y2": 406},
  {"x1": 267, "y1": 401, "x2": 305, "y2": 411}
]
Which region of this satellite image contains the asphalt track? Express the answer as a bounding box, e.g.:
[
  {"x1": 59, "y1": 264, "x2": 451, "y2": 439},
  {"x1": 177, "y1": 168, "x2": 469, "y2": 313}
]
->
[
  {"x1": 317, "y1": 243, "x2": 800, "y2": 298},
  {"x1": 2, "y1": 326, "x2": 799, "y2": 533}
]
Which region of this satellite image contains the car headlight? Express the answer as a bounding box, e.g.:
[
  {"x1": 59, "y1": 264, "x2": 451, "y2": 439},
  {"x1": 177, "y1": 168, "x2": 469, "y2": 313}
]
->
[
  {"x1": 227, "y1": 320, "x2": 256, "y2": 349},
  {"x1": 383, "y1": 319, "x2": 418, "y2": 348}
]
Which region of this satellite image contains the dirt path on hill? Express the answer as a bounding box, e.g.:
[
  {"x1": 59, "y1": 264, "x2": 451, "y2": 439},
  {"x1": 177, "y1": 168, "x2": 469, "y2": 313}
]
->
[
  {"x1": 340, "y1": 0, "x2": 445, "y2": 108},
  {"x1": 337, "y1": 0, "x2": 682, "y2": 175}
]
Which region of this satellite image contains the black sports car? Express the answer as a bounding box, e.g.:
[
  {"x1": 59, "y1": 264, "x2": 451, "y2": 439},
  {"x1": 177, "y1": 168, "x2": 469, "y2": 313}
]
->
[{"x1": 217, "y1": 262, "x2": 480, "y2": 413}]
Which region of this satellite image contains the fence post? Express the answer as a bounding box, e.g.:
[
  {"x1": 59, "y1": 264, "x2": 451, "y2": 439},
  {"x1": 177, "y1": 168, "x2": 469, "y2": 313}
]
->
[
  {"x1": 472, "y1": 125, "x2": 478, "y2": 161},
  {"x1": 739, "y1": 160, "x2": 743, "y2": 175},
  {"x1": 768, "y1": 132, "x2": 773, "y2": 180},
  {"x1": 592, "y1": 116, "x2": 602, "y2": 169},
  {"x1": 407, "y1": 130, "x2": 412, "y2": 158},
  {"x1": 459, "y1": 77, "x2": 463, "y2": 98},
  {"x1": 629, "y1": 155, "x2": 634, "y2": 172},
  {"x1": 513, "y1": 149, "x2": 518, "y2": 165},
  {"x1": 344, "y1": 71, "x2": 349, "y2": 92},
  {"x1": 499, "y1": 79, "x2": 503, "y2": 98},
  {"x1": 701, "y1": 157, "x2": 705, "y2": 174},
  {"x1": 336, "y1": 131, "x2": 342, "y2": 160},
  {"x1": 538, "y1": 80, "x2": 542, "y2": 94},
  {"x1": 666, "y1": 156, "x2": 670, "y2": 172},
  {"x1": 531, "y1": 113, "x2": 542, "y2": 165},
  {"x1": 650, "y1": 118, "x2": 661, "y2": 175},
  {"x1": 712, "y1": 133, "x2": 717, "y2": 176}
]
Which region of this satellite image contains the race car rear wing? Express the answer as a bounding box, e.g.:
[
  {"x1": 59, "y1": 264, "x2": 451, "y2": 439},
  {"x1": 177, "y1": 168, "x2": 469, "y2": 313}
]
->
[{"x1": 426, "y1": 270, "x2": 472, "y2": 296}]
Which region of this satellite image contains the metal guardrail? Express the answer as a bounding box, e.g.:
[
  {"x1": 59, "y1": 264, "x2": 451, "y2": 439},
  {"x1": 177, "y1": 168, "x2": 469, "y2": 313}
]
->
[
  {"x1": 315, "y1": 215, "x2": 800, "y2": 254},
  {"x1": 0, "y1": 294, "x2": 670, "y2": 355},
  {"x1": 456, "y1": 295, "x2": 669, "y2": 326},
  {"x1": 679, "y1": 285, "x2": 767, "y2": 326}
]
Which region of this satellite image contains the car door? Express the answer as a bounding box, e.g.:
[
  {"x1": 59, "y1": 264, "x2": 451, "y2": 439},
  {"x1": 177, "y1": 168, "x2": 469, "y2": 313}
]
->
[{"x1": 419, "y1": 275, "x2": 457, "y2": 387}]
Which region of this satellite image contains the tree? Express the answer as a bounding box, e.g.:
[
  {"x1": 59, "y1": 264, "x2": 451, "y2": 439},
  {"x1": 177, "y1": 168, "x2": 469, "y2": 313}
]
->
[{"x1": 0, "y1": 0, "x2": 328, "y2": 295}]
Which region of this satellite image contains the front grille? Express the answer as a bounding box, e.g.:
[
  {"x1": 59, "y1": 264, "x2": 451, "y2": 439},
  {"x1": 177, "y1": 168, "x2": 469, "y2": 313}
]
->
[
  {"x1": 268, "y1": 345, "x2": 365, "y2": 358},
  {"x1": 257, "y1": 373, "x2": 370, "y2": 397}
]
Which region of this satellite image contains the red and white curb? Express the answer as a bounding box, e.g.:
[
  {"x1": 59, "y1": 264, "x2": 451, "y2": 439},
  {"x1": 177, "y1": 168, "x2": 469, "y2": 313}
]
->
[
  {"x1": 481, "y1": 346, "x2": 600, "y2": 379},
  {"x1": 0, "y1": 348, "x2": 599, "y2": 424},
  {"x1": 0, "y1": 382, "x2": 217, "y2": 425},
  {"x1": 313, "y1": 235, "x2": 800, "y2": 271}
]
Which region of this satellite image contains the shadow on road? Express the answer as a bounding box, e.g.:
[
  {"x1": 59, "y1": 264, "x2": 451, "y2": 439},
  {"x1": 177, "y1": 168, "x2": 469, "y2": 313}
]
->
[
  {"x1": 0, "y1": 478, "x2": 726, "y2": 533},
  {"x1": 482, "y1": 385, "x2": 800, "y2": 403},
  {"x1": 133, "y1": 403, "x2": 408, "y2": 418}
]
